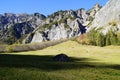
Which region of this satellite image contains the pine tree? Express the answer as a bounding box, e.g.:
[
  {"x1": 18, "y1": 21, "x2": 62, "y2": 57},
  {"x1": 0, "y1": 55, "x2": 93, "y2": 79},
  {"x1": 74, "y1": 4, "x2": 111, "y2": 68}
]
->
[
  {"x1": 88, "y1": 28, "x2": 97, "y2": 45},
  {"x1": 96, "y1": 32, "x2": 105, "y2": 47},
  {"x1": 106, "y1": 33, "x2": 111, "y2": 46},
  {"x1": 109, "y1": 30, "x2": 117, "y2": 45},
  {"x1": 117, "y1": 32, "x2": 120, "y2": 45}
]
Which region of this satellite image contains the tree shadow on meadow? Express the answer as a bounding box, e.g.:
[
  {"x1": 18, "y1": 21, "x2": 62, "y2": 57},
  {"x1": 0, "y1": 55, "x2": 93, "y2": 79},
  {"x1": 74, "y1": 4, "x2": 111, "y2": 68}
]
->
[{"x1": 0, "y1": 54, "x2": 120, "y2": 71}]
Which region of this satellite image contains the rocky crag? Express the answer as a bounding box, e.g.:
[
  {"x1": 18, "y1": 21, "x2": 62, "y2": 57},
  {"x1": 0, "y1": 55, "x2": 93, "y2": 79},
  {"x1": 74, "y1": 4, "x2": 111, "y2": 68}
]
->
[
  {"x1": 24, "y1": 3, "x2": 101, "y2": 43},
  {"x1": 88, "y1": 0, "x2": 120, "y2": 34},
  {"x1": 0, "y1": 13, "x2": 46, "y2": 44}
]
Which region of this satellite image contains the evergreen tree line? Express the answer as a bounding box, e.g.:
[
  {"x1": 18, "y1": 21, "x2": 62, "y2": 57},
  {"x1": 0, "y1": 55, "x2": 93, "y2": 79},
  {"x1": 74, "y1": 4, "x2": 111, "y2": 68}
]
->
[
  {"x1": 87, "y1": 29, "x2": 120, "y2": 47},
  {"x1": 78, "y1": 29, "x2": 120, "y2": 47}
]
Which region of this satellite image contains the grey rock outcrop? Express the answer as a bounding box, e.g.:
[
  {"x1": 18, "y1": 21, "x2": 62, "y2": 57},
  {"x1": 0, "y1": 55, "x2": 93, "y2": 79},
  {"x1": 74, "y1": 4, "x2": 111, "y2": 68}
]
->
[
  {"x1": 24, "y1": 9, "x2": 90, "y2": 43},
  {"x1": 31, "y1": 31, "x2": 43, "y2": 43},
  {"x1": 77, "y1": 8, "x2": 89, "y2": 24},
  {"x1": 47, "y1": 24, "x2": 67, "y2": 41},
  {"x1": 24, "y1": 19, "x2": 87, "y2": 43},
  {"x1": 87, "y1": 3, "x2": 102, "y2": 18}
]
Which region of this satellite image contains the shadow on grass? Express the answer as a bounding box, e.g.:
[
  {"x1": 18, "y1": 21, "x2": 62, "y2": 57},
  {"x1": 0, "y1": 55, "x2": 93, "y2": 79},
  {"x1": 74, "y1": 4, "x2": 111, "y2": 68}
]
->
[{"x1": 0, "y1": 54, "x2": 120, "y2": 71}]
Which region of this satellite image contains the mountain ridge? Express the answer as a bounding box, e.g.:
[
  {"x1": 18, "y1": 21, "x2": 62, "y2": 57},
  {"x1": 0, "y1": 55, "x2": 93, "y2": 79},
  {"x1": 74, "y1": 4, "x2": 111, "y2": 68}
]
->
[
  {"x1": 0, "y1": 3, "x2": 102, "y2": 44},
  {"x1": 24, "y1": 3, "x2": 102, "y2": 44}
]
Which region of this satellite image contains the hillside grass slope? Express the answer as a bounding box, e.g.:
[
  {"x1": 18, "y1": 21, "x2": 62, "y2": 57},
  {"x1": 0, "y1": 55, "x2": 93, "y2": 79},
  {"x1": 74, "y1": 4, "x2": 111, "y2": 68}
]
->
[{"x1": 0, "y1": 40, "x2": 120, "y2": 80}]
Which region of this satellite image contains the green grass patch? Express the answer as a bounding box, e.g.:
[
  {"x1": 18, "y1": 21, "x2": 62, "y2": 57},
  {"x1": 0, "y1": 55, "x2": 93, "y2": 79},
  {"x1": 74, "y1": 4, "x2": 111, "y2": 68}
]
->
[{"x1": 0, "y1": 41, "x2": 120, "y2": 80}]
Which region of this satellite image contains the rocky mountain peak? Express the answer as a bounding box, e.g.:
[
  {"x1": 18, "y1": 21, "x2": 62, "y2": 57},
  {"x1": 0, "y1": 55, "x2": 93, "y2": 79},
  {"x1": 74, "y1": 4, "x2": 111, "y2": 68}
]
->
[
  {"x1": 87, "y1": 3, "x2": 102, "y2": 18},
  {"x1": 87, "y1": 0, "x2": 120, "y2": 34},
  {"x1": 94, "y1": 3, "x2": 101, "y2": 10}
]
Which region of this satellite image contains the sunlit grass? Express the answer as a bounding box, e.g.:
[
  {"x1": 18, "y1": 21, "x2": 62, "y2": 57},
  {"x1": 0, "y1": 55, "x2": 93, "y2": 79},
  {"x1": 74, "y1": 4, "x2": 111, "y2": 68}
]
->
[
  {"x1": 10, "y1": 40, "x2": 120, "y2": 64},
  {"x1": 1, "y1": 40, "x2": 120, "y2": 80}
]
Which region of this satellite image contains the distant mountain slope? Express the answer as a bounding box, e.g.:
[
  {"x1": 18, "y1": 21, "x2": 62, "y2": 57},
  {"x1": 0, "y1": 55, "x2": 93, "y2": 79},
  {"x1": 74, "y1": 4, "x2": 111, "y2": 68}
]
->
[{"x1": 0, "y1": 13, "x2": 46, "y2": 44}]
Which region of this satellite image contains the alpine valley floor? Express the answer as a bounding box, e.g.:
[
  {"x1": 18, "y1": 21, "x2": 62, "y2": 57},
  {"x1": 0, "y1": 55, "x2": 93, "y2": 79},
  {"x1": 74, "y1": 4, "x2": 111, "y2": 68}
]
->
[{"x1": 0, "y1": 40, "x2": 120, "y2": 80}]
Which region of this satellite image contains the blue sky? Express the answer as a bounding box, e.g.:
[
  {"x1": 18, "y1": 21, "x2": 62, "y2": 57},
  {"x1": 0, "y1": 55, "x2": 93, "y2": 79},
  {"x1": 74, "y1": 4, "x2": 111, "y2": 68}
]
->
[{"x1": 0, "y1": 0, "x2": 108, "y2": 16}]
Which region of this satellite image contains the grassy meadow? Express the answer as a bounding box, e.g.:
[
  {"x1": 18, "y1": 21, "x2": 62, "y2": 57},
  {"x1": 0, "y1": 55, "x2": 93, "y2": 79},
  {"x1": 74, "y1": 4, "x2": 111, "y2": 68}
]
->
[{"x1": 0, "y1": 40, "x2": 120, "y2": 80}]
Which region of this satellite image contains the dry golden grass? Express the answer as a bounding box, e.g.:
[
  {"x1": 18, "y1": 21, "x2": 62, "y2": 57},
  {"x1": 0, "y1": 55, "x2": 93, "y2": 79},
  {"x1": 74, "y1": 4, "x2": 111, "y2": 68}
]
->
[{"x1": 8, "y1": 40, "x2": 120, "y2": 64}]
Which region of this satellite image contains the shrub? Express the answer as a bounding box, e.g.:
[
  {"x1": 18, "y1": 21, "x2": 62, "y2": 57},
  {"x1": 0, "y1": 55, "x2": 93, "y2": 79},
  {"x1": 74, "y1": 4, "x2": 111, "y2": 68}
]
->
[
  {"x1": 106, "y1": 33, "x2": 111, "y2": 46},
  {"x1": 108, "y1": 20, "x2": 117, "y2": 27},
  {"x1": 76, "y1": 27, "x2": 120, "y2": 47},
  {"x1": 95, "y1": 32, "x2": 106, "y2": 47},
  {"x1": 67, "y1": 15, "x2": 76, "y2": 20},
  {"x1": 43, "y1": 21, "x2": 58, "y2": 29},
  {"x1": 64, "y1": 24, "x2": 69, "y2": 28},
  {"x1": 0, "y1": 38, "x2": 68, "y2": 53},
  {"x1": 6, "y1": 45, "x2": 14, "y2": 52},
  {"x1": 89, "y1": 16, "x2": 94, "y2": 22},
  {"x1": 87, "y1": 28, "x2": 98, "y2": 45},
  {"x1": 0, "y1": 45, "x2": 7, "y2": 52},
  {"x1": 77, "y1": 34, "x2": 90, "y2": 45},
  {"x1": 110, "y1": 30, "x2": 117, "y2": 45},
  {"x1": 117, "y1": 32, "x2": 120, "y2": 45},
  {"x1": 59, "y1": 18, "x2": 67, "y2": 24}
]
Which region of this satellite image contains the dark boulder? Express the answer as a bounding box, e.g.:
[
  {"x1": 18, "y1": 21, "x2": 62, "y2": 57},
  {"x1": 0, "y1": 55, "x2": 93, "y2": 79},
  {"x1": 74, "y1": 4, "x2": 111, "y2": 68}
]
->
[{"x1": 53, "y1": 53, "x2": 69, "y2": 62}]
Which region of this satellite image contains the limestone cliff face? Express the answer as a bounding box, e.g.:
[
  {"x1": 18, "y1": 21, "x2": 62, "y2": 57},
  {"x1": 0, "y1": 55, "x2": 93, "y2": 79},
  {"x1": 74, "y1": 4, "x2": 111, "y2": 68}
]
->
[
  {"x1": 88, "y1": 0, "x2": 120, "y2": 34},
  {"x1": 24, "y1": 4, "x2": 102, "y2": 44},
  {"x1": 24, "y1": 9, "x2": 88, "y2": 43},
  {"x1": 31, "y1": 31, "x2": 43, "y2": 43},
  {"x1": 46, "y1": 24, "x2": 67, "y2": 41}
]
